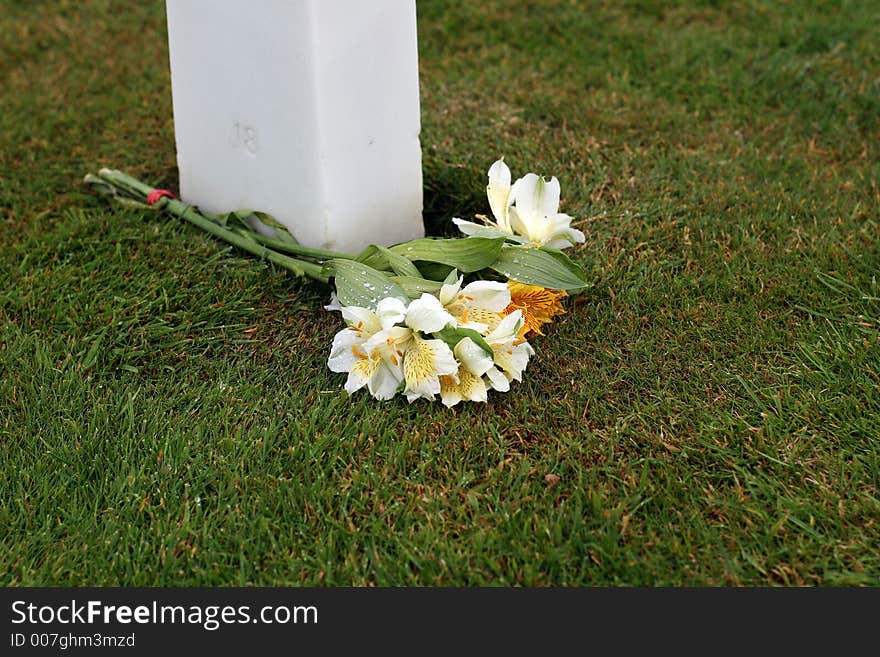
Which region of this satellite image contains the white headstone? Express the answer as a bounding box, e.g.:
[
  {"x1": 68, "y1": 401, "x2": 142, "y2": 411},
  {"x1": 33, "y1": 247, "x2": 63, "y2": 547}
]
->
[{"x1": 165, "y1": 0, "x2": 424, "y2": 253}]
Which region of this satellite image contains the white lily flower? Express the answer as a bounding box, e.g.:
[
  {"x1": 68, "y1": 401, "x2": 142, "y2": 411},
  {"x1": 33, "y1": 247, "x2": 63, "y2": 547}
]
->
[
  {"x1": 483, "y1": 309, "x2": 535, "y2": 387},
  {"x1": 438, "y1": 276, "x2": 510, "y2": 334},
  {"x1": 509, "y1": 173, "x2": 585, "y2": 249},
  {"x1": 327, "y1": 299, "x2": 410, "y2": 401},
  {"x1": 402, "y1": 334, "x2": 458, "y2": 402},
  {"x1": 453, "y1": 158, "x2": 585, "y2": 250},
  {"x1": 383, "y1": 292, "x2": 458, "y2": 402}
]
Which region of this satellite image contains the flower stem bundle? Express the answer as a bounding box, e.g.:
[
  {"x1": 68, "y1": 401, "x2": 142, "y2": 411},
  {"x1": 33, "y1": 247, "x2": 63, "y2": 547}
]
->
[{"x1": 85, "y1": 160, "x2": 589, "y2": 406}]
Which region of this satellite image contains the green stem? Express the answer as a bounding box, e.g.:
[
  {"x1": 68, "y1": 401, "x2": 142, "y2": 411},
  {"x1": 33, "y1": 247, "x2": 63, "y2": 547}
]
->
[
  {"x1": 241, "y1": 231, "x2": 351, "y2": 262},
  {"x1": 96, "y1": 169, "x2": 329, "y2": 283},
  {"x1": 165, "y1": 198, "x2": 329, "y2": 283},
  {"x1": 98, "y1": 169, "x2": 152, "y2": 199}
]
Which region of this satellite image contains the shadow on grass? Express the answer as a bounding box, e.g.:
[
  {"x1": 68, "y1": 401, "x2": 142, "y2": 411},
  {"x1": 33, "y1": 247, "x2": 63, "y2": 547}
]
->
[{"x1": 422, "y1": 161, "x2": 486, "y2": 238}]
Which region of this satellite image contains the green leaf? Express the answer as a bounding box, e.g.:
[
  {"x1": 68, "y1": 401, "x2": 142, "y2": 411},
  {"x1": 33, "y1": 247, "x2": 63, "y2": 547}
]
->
[
  {"x1": 416, "y1": 262, "x2": 455, "y2": 281},
  {"x1": 389, "y1": 276, "x2": 443, "y2": 298},
  {"x1": 355, "y1": 244, "x2": 441, "y2": 278},
  {"x1": 435, "y1": 326, "x2": 494, "y2": 359},
  {"x1": 202, "y1": 208, "x2": 249, "y2": 229},
  {"x1": 251, "y1": 211, "x2": 299, "y2": 244},
  {"x1": 354, "y1": 244, "x2": 391, "y2": 271},
  {"x1": 539, "y1": 246, "x2": 590, "y2": 281},
  {"x1": 377, "y1": 246, "x2": 423, "y2": 278},
  {"x1": 389, "y1": 237, "x2": 505, "y2": 272},
  {"x1": 490, "y1": 245, "x2": 590, "y2": 292},
  {"x1": 322, "y1": 259, "x2": 408, "y2": 308},
  {"x1": 208, "y1": 210, "x2": 298, "y2": 245}
]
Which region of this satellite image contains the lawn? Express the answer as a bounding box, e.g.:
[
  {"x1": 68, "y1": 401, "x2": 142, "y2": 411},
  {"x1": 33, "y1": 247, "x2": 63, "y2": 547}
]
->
[{"x1": 1, "y1": 0, "x2": 878, "y2": 586}]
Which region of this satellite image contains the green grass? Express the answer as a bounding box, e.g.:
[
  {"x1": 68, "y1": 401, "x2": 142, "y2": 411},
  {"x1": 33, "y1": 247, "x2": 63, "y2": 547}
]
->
[{"x1": 1, "y1": 0, "x2": 879, "y2": 586}]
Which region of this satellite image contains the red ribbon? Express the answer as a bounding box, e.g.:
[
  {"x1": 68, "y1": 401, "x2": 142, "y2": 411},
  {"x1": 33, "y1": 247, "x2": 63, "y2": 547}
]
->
[{"x1": 146, "y1": 189, "x2": 176, "y2": 205}]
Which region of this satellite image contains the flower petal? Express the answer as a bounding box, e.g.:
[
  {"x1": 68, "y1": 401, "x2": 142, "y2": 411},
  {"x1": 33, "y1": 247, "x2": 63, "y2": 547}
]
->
[
  {"x1": 406, "y1": 293, "x2": 455, "y2": 333},
  {"x1": 367, "y1": 361, "x2": 403, "y2": 400},
  {"x1": 327, "y1": 328, "x2": 365, "y2": 373},
  {"x1": 458, "y1": 320, "x2": 490, "y2": 334},
  {"x1": 512, "y1": 173, "x2": 559, "y2": 222},
  {"x1": 441, "y1": 369, "x2": 487, "y2": 407},
  {"x1": 323, "y1": 291, "x2": 342, "y2": 312},
  {"x1": 543, "y1": 232, "x2": 585, "y2": 250},
  {"x1": 454, "y1": 337, "x2": 494, "y2": 377},
  {"x1": 541, "y1": 213, "x2": 585, "y2": 249},
  {"x1": 341, "y1": 305, "x2": 380, "y2": 333},
  {"x1": 509, "y1": 173, "x2": 542, "y2": 223},
  {"x1": 439, "y1": 375, "x2": 463, "y2": 407},
  {"x1": 376, "y1": 296, "x2": 407, "y2": 330},
  {"x1": 506, "y1": 282, "x2": 567, "y2": 336},
  {"x1": 460, "y1": 280, "x2": 511, "y2": 313},
  {"x1": 485, "y1": 366, "x2": 510, "y2": 392},
  {"x1": 487, "y1": 158, "x2": 512, "y2": 233},
  {"x1": 452, "y1": 218, "x2": 484, "y2": 236},
  {"x1": 344, "y1": 357, "x2": 377, "y2": 395},
  {"x1": 492, "y1": 341, "x2": 534, "y2": 382},
  {"x1": 362, "y1": 326, "x2": 412, "y2": 368},
  {"x1": 539, "y1": 176, "x2": 562, "y2": 219},
  {"x1": 485, "y1": 310, "x2": 524, "y2": 345},
  {"x1": 507, "y1": 205, "x2": 533, "y2": 243},
  {"x1": 439, "y1": 275, "x2": 463, "y2": 307},
  {"x1": 460, "y1": 369, "x2": 488, "y2": 402}
]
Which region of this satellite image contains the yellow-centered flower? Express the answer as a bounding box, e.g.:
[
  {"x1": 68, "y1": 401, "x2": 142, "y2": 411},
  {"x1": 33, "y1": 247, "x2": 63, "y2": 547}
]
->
[
  {"x1": 505, "y1": 282, "x2": 567, "y2": 337},
  {"x1": 402, "y1": 333, "x2": 458, "y2": 402},
  {"x1": 439, "y1": 275, "x2": 510, "y2": 335},
  {"x1": 327, "y1": 298, "x2": 409, "y2": 400}
]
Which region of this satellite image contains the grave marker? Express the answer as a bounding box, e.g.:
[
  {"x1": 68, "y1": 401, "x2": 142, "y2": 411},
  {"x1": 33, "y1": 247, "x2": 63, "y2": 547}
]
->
[{"x1": 165, "y1": 0, "x2": 424, "y2": 253}]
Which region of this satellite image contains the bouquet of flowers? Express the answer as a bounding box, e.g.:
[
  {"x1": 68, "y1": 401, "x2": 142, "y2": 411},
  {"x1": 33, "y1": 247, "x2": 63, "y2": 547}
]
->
[{"x1": 85, "y1": 159, "x2": 589, "y2": 406}]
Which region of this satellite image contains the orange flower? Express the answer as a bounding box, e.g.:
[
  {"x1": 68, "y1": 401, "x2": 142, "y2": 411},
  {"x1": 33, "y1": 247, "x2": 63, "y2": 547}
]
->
[{"x1": 504, "y1": 282, "x2": 567, "y2": 337}]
